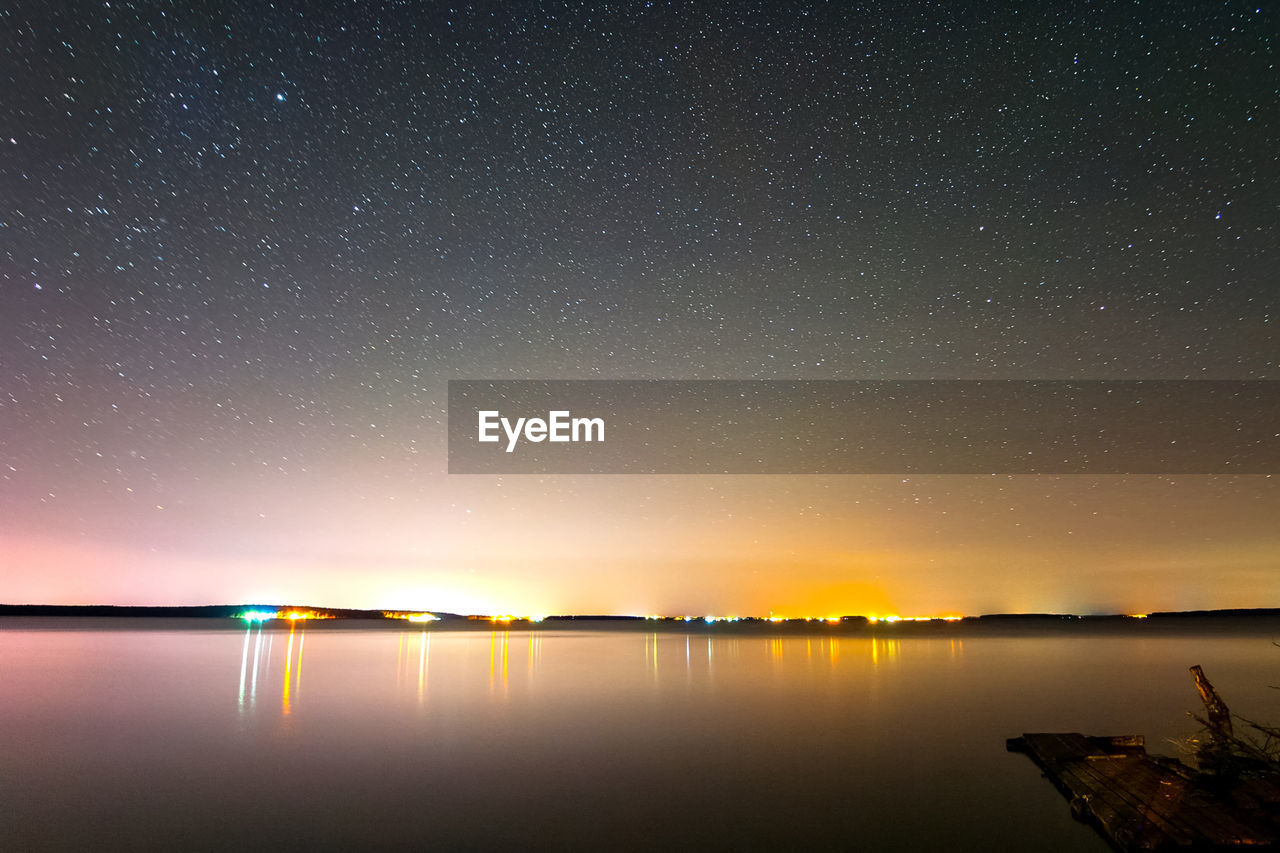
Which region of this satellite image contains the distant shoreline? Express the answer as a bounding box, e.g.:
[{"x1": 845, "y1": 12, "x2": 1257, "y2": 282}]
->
[{"x1": 2, "y1": 604, "x2": 1280, "y2": 635}]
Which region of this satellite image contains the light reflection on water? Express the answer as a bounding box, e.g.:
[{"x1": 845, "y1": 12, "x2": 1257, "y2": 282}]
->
[
  {"x1": 6, "y1": 619, "x2": 1280, "y2": 851},
  {"x1": 232, "y1": 628, "x2": 956, "y2": 722}
]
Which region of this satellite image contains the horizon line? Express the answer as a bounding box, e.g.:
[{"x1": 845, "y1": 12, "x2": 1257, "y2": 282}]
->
[{"x1": 3, "y1": 602, "x2": 1280, "y2": 623}]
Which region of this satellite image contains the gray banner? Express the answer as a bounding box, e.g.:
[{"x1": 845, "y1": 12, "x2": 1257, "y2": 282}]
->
[{"x1": 447, "y1": 380, "x2": 1280, "y2": 474}]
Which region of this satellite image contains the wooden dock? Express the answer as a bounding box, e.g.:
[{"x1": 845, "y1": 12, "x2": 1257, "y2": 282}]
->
[{"x1": 1008, "y1": 732, "x2": 1280, "y2": 850}]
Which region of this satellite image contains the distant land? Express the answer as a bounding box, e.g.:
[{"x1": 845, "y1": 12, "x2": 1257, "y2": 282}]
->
[{"x1": 2, "y1": 604, "x2": 1280, "y2": 634}]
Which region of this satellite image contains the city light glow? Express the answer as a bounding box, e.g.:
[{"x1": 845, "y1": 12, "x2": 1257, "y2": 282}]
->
[{"x1": 238, "y1": 610, "x2": 278, "y2": 622}]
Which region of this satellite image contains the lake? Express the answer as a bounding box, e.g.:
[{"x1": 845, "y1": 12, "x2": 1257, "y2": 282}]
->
[{"x1": 3, "y1": 618, "x2": 1278, "y2": 851}]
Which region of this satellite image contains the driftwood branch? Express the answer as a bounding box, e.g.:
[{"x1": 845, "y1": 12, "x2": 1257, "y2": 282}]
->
[
  {"x1": 1187, "y1": 665, "x2": 1280, "y2": 778},
  {"x1": 1191, "y1": 664, "x2": 1234, "y2": 740}
]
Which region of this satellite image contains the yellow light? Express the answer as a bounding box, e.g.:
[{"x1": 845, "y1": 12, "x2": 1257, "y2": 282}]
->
[
  {"x1": 279, "y1": 610, "x2": 333, "y2": 621},
  {"x1": 382, "y1": 611, "x2": 440, "y2": 623}
]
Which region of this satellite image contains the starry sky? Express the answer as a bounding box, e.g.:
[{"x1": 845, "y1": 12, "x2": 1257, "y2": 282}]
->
[{"x1": 2, "y1": 0, "x2": 1277, "y2": 616}]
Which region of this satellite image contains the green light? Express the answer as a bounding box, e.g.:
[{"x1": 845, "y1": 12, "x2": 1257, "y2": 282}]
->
[{"x1": 238, "y1": 610, "x2": 278, "y2": 622}]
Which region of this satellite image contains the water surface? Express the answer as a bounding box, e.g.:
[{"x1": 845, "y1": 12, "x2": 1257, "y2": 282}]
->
[{"x1": 4, "y1": 618, "x2": 1278, "y2": 851}]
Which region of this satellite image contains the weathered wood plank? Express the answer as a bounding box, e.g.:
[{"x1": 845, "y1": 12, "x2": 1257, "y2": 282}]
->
[
  {"x1": 1009, "y1": 732, "x2": 1279, "y2": 850},
  {"x1": 1068, "y1": 757, "x2": 1196, "y2": 847}
]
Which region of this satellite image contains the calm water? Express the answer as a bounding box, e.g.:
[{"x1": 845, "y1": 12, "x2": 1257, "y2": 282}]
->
[{"x1": 3, "y1": 619, "x2": 1280, "y2": 851}]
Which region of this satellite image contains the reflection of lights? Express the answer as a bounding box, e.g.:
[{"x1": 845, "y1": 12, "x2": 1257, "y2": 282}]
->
[
  {"x1": 250, "y1": 626, "x2": 264, "y2": 701},
  {"x1": 396, "y1": 632, "x2": 404, "y2": 683},
  {"x1": 282, "y1": 623, "x2": 295, "y2": 715},
  {"x1": 488, "y1": 631, "x2": 510, "y2": 690},
  {"x1": 294, "y1": 627, "x2": 305, "y2": 695},
  {"x1": 870, "y1": 637, "x2": 901, "y2": 666},
  {"x1": 238, "y1": 625, "x2": 252, "y2": 709},
  {"x1": 418, "y1": 630, "x2": 428, "y2": 701}
]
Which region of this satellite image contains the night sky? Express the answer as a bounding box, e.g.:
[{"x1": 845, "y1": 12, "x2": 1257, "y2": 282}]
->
[{"x1": 2, "y1": 1, "x2": 1276, "y2": 616}]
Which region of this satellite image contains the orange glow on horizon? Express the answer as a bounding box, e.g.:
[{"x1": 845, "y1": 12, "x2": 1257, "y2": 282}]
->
[{"x1": 5, "y1": 475, "x2": 1279, "y2": 624}]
